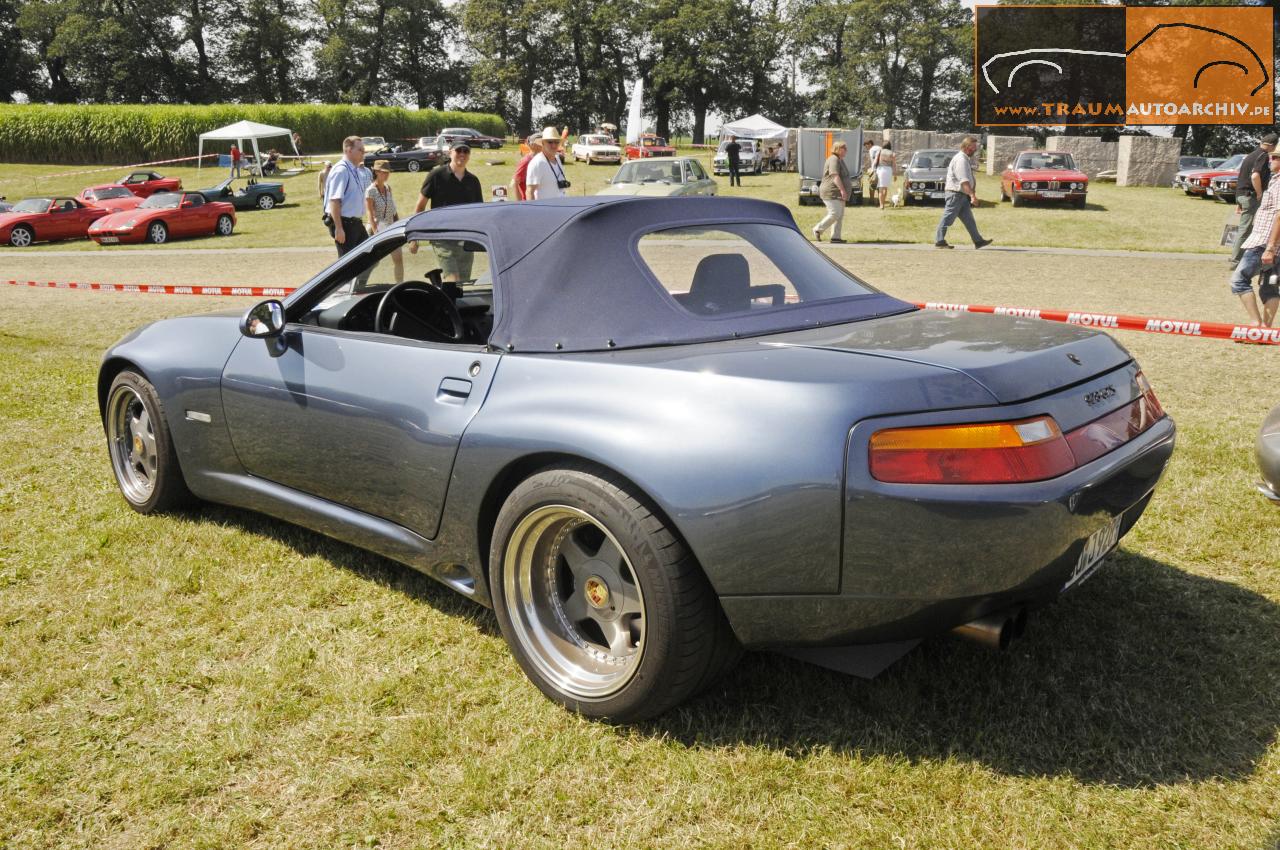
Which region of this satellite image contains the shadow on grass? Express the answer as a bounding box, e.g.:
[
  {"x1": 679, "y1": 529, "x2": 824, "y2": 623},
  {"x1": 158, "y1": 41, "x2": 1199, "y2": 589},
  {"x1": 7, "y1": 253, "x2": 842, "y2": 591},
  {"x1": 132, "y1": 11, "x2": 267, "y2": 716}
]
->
[
  {"x1": 185, "y1": 505, "x2": 1278, "y2": 787},
  {"x1": 652, "y1": 552, "x2": 1280, "y2": 788},
  {"x1": 1001, "y1": 200, "x2": 1108, "y2": 212},
  {"x1": 198, "y1": 502, "x2": 501, "y2": 638}
]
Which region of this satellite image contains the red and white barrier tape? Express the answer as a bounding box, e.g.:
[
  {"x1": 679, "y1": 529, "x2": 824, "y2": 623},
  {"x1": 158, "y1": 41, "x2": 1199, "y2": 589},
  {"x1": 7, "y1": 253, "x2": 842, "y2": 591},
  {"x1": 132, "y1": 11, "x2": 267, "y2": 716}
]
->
[
  {"x1": 915, "y1": 301, "x2": 1280, "y2": 345},
  {"x1": 4, "y1": 279, "x2": 1277, "y2": 345},
  {"x1": 6, "y1": 279, "x2": 295, "y2": 297},
  {"x1": 18, "y1": 154, "x2": 222, "y2": 183}
]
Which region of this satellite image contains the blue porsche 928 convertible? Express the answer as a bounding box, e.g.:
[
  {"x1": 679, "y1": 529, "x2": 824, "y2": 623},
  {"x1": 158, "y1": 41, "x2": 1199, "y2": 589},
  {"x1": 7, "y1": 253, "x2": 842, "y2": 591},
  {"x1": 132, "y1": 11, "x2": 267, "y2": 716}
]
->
[{"x1": 99, "y1": 197, "x2": 1175, "y2": 721}]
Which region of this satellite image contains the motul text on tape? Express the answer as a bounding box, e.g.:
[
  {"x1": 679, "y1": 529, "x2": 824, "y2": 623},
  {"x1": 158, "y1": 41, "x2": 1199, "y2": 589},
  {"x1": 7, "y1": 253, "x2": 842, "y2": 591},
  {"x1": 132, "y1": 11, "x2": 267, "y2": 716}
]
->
[
  {"x1": 916, "y1": 301, "x2": 1280, "y2": 346},
  {"x1": 5, "y1": 279, "x2": 1276, "y2": 345},
  {"x1": 6, "y1": 279, "x2": 295, "y2": 297}
]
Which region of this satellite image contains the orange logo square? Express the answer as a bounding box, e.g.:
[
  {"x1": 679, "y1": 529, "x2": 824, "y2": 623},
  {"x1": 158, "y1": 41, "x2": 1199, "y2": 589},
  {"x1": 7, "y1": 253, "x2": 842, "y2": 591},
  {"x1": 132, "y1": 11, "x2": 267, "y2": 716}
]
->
[{"x1": 1126, "y1": 6, "x2": 1272, "y2": 125}]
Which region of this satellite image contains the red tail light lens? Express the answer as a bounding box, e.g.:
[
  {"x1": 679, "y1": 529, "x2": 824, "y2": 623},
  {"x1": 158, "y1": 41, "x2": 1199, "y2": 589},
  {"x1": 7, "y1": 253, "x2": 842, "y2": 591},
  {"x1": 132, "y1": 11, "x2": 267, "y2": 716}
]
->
[
  {"x1": 870, "y1": 374, "x2": 1167, "y2": 485},
  {"x1": 870, "y1": 416, "x2": 1076, "y2": 484}
]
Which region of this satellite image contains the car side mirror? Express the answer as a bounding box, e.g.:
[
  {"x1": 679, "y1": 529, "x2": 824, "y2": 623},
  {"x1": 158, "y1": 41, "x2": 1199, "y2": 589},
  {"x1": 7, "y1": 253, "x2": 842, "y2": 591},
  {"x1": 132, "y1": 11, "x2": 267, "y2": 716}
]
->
[{"x1": 241, "y1": 300, "x2": 285, "y2": 338}]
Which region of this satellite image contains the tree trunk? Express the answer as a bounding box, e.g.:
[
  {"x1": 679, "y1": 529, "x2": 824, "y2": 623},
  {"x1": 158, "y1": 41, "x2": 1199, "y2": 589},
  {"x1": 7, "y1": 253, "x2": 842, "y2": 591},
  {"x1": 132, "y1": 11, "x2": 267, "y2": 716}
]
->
[
  {"x1": 916, "y1": 58, "x2": 936, "y2": 130},
  {"x1": 691, "y1": 90, "x2": 707, "y2": 145},
  {"x1": 188, "y1": 0, "x2": 211, "y2": 101},
  {"x1": 363, "y1": 0, "x2": 388, "y2": 104}
]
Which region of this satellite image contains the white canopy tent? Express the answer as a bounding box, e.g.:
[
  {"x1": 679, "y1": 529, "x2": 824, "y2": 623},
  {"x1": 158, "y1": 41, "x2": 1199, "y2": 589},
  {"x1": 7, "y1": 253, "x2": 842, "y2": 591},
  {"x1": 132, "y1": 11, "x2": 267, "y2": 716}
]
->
[
  {"x1": 197, "y1": 120, "x2": 299, "y2": 175},
  {"x1": 718, "y1": 113, "x2": 787, "y2": 142}
]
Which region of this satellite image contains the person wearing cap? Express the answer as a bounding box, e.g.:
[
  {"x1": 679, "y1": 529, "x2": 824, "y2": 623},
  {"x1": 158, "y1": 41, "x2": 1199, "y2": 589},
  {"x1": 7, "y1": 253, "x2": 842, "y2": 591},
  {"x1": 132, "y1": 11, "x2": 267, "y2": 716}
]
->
[
  {"x1": 414, "y1": 140, "x2": 483, "y2": 281},
  {"x1": 512, "y1": 134, "x2": 542, "y2": 201},
  {"x1": 525, "y1": 126, "x2": 570, "y2": 200},
  {"x1": 1228, "y1": 149, "x2": 1280, "y2": 328},
  {"x1": 365, "y1": 160, "x2": 402, "y2": 283},
  {"x1": 1230, "y1": 131, "x2": 1278, "y2": 266}
]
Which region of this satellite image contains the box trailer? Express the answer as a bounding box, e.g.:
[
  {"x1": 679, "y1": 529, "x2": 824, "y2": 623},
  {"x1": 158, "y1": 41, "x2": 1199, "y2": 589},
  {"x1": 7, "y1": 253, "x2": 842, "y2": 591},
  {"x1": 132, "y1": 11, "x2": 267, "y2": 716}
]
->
[{"x1": 797, "y1": 128, "x2": 864, "y2": 206}]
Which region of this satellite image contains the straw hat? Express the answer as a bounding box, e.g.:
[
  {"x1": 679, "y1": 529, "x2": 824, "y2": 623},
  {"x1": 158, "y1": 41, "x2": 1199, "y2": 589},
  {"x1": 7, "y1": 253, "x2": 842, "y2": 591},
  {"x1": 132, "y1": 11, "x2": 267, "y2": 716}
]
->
[
  {"x1": 371, "y1": 160, "x2": 392, "y2": 174},
  {"x1": 539, "y1": 126, "x2": 562, "y2": 142}
]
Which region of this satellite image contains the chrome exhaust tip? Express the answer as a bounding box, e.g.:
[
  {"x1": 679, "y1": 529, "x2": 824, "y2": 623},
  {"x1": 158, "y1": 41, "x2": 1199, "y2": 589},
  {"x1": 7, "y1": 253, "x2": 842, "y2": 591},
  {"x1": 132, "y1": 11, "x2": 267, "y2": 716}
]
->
[{"x1": 951, "y1": 610, "x2": 1023, "y2": 651}]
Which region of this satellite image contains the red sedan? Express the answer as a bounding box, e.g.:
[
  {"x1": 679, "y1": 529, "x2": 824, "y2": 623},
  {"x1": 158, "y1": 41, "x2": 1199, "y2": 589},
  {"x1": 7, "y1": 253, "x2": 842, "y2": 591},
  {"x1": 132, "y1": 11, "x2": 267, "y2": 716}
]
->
[
  {"x1": 77, "y1": 184, "x2": 145, "y2": 212},
  {"x1": 625, "y1": 134, "x2": 677, "y2": 160},
  {"x1": 0, "y1": 197, "x2": 109, "y2": 247},
  {"x1": 116, "y1": 170, "x2": 183, "y2": 198},
  {"x1": 88, "y1": 192, "x2": 235, "y2": 245},
  {"x1": 1000, "y1": 151, "x2": 1089, "y2": 208}
]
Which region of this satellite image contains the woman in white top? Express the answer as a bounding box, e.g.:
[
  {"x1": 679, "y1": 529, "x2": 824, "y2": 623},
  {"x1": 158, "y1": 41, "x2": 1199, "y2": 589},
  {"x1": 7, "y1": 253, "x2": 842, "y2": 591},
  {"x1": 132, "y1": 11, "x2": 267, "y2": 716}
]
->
[
  {"x1": 874, "y1": 142, "x2": 895, "y2": 210},
  {"x1": 364, "y1": 160, "x2": 403, "y2": 283}
]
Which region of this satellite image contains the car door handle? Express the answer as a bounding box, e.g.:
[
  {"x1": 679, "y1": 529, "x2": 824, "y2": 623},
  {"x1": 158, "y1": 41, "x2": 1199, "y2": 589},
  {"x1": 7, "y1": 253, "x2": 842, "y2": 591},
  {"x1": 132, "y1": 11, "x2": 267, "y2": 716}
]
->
[{"x1": 436, "y1": 378, "x2": 472, "y2": 404}]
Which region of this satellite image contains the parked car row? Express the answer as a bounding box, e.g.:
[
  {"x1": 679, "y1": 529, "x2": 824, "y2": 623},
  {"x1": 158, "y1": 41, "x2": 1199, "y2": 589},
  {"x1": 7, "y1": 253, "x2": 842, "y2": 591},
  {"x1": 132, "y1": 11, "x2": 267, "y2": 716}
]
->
[
  {"x1": 1172, "y1": 153, "x2": 1244, "y2": 201},
  {"x1": 0, "y1": 169, "x2": 284, "y2": 247}
]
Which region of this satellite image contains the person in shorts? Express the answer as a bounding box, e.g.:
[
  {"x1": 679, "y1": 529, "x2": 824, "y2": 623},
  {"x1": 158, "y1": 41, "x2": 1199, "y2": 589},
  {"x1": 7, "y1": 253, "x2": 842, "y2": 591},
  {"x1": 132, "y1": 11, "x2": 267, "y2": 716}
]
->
[{"x1": 1229, "y1": 149, "x2": 1280, "y2": 328}]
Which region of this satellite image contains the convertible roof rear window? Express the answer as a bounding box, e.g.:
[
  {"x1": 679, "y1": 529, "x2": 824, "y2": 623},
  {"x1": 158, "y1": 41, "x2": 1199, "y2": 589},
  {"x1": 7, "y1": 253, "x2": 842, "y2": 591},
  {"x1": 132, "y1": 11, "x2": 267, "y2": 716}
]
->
[{"x1": 637, "y1": 224, "x2": 878, "y2": 319}]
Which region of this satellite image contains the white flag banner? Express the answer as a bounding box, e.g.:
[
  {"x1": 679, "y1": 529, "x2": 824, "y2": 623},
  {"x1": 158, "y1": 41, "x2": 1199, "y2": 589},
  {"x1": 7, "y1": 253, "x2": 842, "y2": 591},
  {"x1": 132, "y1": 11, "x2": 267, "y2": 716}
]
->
[{"x1": 625, "y1": 79, "x2": 644, "y2": 144}]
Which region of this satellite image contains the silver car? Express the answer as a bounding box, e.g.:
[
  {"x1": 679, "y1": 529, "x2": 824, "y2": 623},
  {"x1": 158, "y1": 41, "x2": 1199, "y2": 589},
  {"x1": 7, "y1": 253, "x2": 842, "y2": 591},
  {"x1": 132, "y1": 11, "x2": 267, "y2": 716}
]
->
[{"x1": 597, "y1": 157, "x2": 718, "y2": 197}]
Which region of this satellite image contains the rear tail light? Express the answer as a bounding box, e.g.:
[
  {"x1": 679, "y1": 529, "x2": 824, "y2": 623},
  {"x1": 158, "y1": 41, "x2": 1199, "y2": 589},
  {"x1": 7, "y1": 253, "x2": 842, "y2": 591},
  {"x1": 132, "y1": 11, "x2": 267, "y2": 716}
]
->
[
  {"x1": 870, "y1": 373, "x2": 1166, "y2": 485},
  {"x1": 870, "y1": 416, "x2": 1075, "y2": 484}
]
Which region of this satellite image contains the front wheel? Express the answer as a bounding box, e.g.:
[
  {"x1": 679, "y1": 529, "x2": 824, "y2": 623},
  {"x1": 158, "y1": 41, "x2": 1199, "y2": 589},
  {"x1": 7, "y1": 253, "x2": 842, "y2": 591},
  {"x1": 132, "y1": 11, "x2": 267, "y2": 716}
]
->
[
  {"x1": 407, "y1": 160, "x2": 421, "y2": 173},
  {"x1": 146, "y1": 221, "x2": 168, "y2": 244},
  {"x1": 215, "y1": 214, "x2": 234, "y2": 236},
  {"x1": 9, "y1": 224, "x2": 33, "y2": 247},
  {"x1": 490, "y1": 465, "x2": 740, "y2": 722},
  {"x1": 104, "y1": 370, "x2": 192, "y2": 513}
]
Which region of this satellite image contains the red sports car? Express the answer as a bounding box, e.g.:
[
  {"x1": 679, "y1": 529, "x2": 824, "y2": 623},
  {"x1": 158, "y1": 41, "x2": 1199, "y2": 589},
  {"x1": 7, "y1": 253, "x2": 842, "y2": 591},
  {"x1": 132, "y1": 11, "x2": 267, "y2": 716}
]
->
[
  {"x1": 88, "y1": 192, "x2": 235, "y2": 245},
  {"x1": 1001, "y1": 150, "x2": 1089, "y2": 208},
  {"x1": 116, "y1": 170, "x2": 183, "y2": 198},
  {"x1": 1178, "y1": 154, "x2": 1244, "y2": 198},
  {"x1": 77, "y1": 184, "x2": 145, "y2": 212},
  {"x1": 0, "y1": 197, "x2": 110, "y2": 247},
  {"x1": 625, "y1": 134, "x2": 677, "y2": 160}
]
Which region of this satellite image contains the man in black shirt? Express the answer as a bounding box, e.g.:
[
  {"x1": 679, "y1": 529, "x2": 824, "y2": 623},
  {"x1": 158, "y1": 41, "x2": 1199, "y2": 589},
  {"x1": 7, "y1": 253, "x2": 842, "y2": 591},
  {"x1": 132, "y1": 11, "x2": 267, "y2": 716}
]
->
[
  {"x1": 1231, "y1": 132, "x2": 1277, "y2": 266},
  {"x1": 413, "y1": 140, "x2": 484, "y2": 281},
  {"x1": 725, "y1": 135, "x2": 742, "y2": 187}
]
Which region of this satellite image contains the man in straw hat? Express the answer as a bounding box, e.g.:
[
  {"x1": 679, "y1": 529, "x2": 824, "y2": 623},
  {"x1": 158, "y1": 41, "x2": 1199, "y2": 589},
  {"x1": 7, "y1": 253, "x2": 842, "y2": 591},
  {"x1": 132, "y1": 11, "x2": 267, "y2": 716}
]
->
[{"x1": 525, "y1": 126, "x2": 571, "y2": 200}]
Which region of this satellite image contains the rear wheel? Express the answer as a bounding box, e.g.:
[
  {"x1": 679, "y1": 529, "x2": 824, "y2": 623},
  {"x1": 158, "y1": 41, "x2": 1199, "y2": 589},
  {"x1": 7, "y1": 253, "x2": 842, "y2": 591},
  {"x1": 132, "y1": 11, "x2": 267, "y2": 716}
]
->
[
  {"x1": 9, "y1": 224, "x2": 33, "y2": 247},
  {"x1": 257, "y1": 194, "x2": 275, "y2": 210},
  {"x1": 215, "y1": 214, "x2": 234, "y2": 236},
  {"x1": 146, "y1": 221, "x2": 168, "y2": 244},
  {"x1": 104, "y1": 370, "x2": 192, "y2": 513},
  {"x1": 407, "y1": 160, "x2": 421, "y2": 173},
  {"x1": 490, "y1": 465, "x2": 740, "y2": 722}
]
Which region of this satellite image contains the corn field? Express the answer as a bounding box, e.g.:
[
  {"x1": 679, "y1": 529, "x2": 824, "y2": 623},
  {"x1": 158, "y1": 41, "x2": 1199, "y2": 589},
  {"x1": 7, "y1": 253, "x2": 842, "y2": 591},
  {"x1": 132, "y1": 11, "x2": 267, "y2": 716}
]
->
[{"x1": 0, "y1": 104, "x2": 506, "y2": 164}]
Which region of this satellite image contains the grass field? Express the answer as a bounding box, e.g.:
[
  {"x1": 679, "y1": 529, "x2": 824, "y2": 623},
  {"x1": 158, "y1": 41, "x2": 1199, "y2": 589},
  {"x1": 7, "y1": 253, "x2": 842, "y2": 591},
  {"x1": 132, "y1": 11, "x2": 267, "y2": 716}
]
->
[
  {"x1": 2, "y1": 239, "x2": 1278, "y2": 847},
  {"x1": 0, "y1": 152, "x2": 1243, "y2": 257}
]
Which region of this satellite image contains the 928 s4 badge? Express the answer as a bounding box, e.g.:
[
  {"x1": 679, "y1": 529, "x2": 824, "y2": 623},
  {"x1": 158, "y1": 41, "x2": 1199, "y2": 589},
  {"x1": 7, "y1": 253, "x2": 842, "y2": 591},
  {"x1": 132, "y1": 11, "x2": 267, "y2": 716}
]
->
[{"x1": 1085, "y1": 385, "x2": 1117, "y2": 407}]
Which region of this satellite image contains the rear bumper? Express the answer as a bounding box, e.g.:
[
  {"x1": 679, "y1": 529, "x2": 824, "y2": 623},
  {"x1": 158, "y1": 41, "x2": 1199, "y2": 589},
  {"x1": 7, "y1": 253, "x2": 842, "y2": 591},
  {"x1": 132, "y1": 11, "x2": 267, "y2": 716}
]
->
[{"x1": 720, "y1": 414, "x2": 1175, "y2": 649}]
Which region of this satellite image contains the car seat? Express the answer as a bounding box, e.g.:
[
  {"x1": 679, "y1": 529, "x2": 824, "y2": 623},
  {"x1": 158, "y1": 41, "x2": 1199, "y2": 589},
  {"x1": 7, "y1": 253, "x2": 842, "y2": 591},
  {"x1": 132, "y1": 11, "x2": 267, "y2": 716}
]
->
[{"x1": 688, "y1": 254, "x2": 751, "y2": 315}]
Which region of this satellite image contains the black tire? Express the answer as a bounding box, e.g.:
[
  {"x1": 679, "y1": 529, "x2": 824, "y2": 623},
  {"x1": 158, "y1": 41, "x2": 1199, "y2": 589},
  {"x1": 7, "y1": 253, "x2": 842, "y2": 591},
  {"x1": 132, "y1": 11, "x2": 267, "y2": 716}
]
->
[
  {"x1": 902, "y1": 193, "x2": 912, "y2": 206},
  {"x1": 407, "y1": 160, "x2": 421, "y2": 173},
  {"x1": 9, "y1": 224, "x2": 34, "y2": 247},
  {"x1": 257, "y1": 193, "x2": 275, "y2": 210},
  {"x1": 215, "y1": 214, "x2": 234, "y2": 236},
  {"x1": 1011, "y1": 193, "x2": 1023, "y2": 207},
  {"x1": 146, "y1": 221, "x2": 168, "y2": 244},
  {"x1": 490, "y1": 464, "x2": 740, "y2": 722},
  {"x1": 1000, "y1": 187, "x2": 1009, "y2": 202},
  {"x1": 1073, "y1": 197, "x2": 1086, "y2": 209},
  {"x1": 104, "y1": 370, "x2": 193, "y2": 514}
]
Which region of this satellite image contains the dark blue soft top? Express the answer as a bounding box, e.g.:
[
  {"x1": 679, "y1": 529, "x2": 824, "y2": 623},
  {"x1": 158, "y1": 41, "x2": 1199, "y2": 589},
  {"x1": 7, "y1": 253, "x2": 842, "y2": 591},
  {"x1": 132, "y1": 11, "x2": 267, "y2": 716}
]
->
[{"x1": 405, "y1": 196, "x2": 914, "y2": 353}]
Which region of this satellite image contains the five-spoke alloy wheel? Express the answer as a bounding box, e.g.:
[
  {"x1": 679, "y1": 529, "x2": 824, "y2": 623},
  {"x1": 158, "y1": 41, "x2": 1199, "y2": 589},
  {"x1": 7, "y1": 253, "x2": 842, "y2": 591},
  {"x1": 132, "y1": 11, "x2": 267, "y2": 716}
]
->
[
  {"x1": 105, "y1": 370, "x2": 192, "y2": 513},
  {"x1": 491, "y1": 465, "x2": 740, "y2": 721}
]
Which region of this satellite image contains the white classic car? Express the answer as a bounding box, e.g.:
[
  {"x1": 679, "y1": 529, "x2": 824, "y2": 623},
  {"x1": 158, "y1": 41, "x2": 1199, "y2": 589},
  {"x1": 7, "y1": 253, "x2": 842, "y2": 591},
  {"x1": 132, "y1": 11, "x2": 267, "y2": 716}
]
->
[
  {"x1": 571, "y1": 134, "x2": 622, "y2": 164},
  {"x1": 712, "y1": 139, "x2": 764, "y2": 175},
  {"x1": 596, "y1": 157, "x2": 718, "y2": 196}
]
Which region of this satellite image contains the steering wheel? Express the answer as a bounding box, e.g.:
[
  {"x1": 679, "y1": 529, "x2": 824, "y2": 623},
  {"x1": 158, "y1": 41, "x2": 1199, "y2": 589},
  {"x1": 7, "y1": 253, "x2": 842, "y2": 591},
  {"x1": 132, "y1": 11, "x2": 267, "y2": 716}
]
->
[{"x1": 373, "y1": 277, "x2": 465, "y2": 342}]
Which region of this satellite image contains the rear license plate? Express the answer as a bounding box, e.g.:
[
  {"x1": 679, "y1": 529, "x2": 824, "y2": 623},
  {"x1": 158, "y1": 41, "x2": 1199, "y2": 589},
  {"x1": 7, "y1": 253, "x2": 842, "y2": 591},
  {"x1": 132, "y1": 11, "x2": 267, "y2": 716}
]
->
[
  {"x1": 1064, "y1": 514, "x2": 1122, "y2": 591},
  {"x1": 1042, "y1": 191, "x2": 1066, "y2": 199},
  {"x1": 98, "y1": 236, "x2": 119, "y2": 243}
]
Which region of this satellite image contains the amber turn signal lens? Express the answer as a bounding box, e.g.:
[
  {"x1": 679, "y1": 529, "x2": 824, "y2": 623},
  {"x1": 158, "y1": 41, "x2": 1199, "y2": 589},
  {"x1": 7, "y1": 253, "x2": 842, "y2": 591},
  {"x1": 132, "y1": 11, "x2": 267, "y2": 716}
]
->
[{"x1": 870, "y1": 416, "x2": 1075, "y2": 484}]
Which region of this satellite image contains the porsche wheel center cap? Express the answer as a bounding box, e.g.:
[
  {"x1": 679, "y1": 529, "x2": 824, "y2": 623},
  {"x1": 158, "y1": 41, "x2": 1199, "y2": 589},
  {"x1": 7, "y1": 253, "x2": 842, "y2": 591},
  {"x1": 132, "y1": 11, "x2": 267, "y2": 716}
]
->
[
  {"x1": 133, "y1": 435, "x2": 144, "y2": 455},
  {"x1": 584, "y1": 576, "x2": 610, "y2": 609}
]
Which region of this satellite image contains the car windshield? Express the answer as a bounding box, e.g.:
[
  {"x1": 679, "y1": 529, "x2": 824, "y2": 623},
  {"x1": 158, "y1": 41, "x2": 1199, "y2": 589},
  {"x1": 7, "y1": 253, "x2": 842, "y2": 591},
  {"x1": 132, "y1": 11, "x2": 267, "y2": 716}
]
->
[
  {"x1": 1218, "y1": 154, "x2": 1245, "y2": 170},
  {"x1": 1180, "y1": 157, "x2": 1208, "y2": 168},
  {"x1": 910, "y1": 150, "x2": 957, "y2": 169},
  {"x1": 717, "y1": 140, "x2": 755, "y2": 153},
  {"x1": 637, "y1": 223, "x2": 879, "y2": 320},
  {"x1": 642, "y1": 137, "x2": 668, "y2": 147},
  {"x1": 139, "y1": 193, "x2": 181, "y2": 209},
  {"x1": 615, "y1": 162, "x2": 684, "y2": 184},
  {"x1": 1015, "y1": 153, "x2": 1076, "y2": 170},
  {"x1": 11, "y1": 198, "x2": 52, "y2": 213},
  {"x1": 93, "y1": 186, "x2": 133, "y2": 199},
  {"x1": 580, "y1": 135, "x2": 612, "y2": 145}
]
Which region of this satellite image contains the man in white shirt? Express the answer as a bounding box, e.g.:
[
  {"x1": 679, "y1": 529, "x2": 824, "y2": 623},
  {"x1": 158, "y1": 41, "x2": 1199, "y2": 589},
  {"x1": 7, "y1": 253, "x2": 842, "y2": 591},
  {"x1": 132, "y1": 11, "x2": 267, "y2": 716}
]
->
[
  {"x1": 935, "y1": 137, "x2": 992, "y2": 249},
  {"x1": 526, "y1": 126, "x2": 570, "y2": 200}
]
